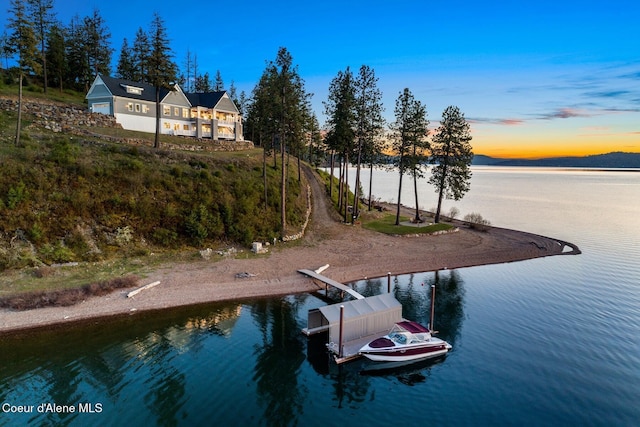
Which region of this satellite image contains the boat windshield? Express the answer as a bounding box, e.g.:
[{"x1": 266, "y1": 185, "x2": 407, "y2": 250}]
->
[{"x1": 390, "y1": 333, "x2": 407, "y2": 344}]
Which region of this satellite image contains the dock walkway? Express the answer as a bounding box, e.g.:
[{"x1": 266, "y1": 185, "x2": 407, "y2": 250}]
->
[{"x1": 297, "y1": 269, "x2": 365, "y2": 300}]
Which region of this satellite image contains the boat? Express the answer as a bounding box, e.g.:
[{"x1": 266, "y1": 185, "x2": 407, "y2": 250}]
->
[{"x1": 358, "y1": 321, "x2": 452, "y2": 362}]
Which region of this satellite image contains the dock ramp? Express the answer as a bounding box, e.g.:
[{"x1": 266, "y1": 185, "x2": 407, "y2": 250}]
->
[{"x1": 298, "y1": 269, "x2": 365, "y2": 300}]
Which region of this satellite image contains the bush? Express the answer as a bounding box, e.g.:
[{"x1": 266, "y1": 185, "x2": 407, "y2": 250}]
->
[
  {"x1": 463, "y1": 212, "x2": 491, "y2": 231},
  {"x1": 448, "y1": 207, "x2": 460, "y2": 220},
  {"x1": 151, "y1": 227, "x2": 178, "y2": 246},
  {"x1": 0, "y1": 275, "x2": 139, "y2": 310},
  {"x1": 47, "y1": 137, "x2": 78, "y2": 165}
]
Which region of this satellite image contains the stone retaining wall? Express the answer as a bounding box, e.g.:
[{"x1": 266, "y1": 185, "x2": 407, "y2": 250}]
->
[{"x1": 0, "y1": 97, "x2": 119, "y2": 132}]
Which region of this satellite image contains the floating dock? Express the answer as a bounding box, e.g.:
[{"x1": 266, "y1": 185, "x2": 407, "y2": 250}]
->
[{"x1": 299, "y1": 268, "x2": 403, "y2": 364}]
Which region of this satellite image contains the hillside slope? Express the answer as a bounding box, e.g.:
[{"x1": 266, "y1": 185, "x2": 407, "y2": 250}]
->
[{"x1": 0, "y1": 99, "x2": 307, "y2": 271}]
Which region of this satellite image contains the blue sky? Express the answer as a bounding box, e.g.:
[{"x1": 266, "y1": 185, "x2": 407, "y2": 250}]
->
[{"x1": 2, "y1": 0, "x2": 639, "y2": 157}]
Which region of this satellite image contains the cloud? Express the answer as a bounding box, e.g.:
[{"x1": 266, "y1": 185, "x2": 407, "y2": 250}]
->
[
  {"x1": 585, "y1": 90, "x2": 632, "y2": 99},
  {"x1": 469, "y1": 117, "x2": 524, "y2": 126},
  {"x1": 499, "y1": 119, "x2": 525, "y2": 126},
  {"x1": 539, "y1": 107, "x2": 592, "y2": 120}
]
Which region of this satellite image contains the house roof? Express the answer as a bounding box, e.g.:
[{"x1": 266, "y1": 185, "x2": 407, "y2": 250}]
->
[
  {"x1": 97, "y1": 74, "x2": 171, "y2": 103},
  {"x1": 186, "y1": 91, "x2": 226, "y2": 108},
  {"x1": 89, "y1": 74, "x2": 239, "y2": 113}
]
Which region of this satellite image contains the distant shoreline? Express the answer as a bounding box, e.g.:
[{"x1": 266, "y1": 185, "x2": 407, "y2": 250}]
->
[{"x1": 0, "y1": 167, "x2": 580, "y2": 336}]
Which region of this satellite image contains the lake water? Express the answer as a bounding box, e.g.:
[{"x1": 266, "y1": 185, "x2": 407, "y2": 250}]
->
[{"x1": 1, "y1": 167, "x2": 639, "y2": 426}]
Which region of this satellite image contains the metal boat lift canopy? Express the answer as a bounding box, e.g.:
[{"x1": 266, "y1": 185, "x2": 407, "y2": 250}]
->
[{"x1": 315, "y1": 293, "x2": 403, "y2": 346}]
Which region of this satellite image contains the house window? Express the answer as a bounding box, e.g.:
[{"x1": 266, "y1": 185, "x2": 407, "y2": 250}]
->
[
  {"x1": 127, "y1": 102, "x2": 134, "y2": 112},
  {"x1": 120, "y1": 85, "x2": 144, "y2": 95},
  {"x1": 174, "y1": 107, "x2": 179, "y2": 116},
  {"x1": 135, "y1": 104, "x2": 140, "y2": 112},
  {"x1": 163, "y1": 106, "x2": 171, "y2": 115},
  {"x1": 183, "y1": 124, "x2": 189, "y2": 131},
  {"x1": 142, "y1": 105, "x2": 149, "y2": 114},
  {"x1": 173, "y1": 123, "x2": 180, "y2": 131},
  {"x1": 163, "y1": 122, "x2": 170, "y2": 129},
  {"x1": 182, "y1": 108, "x2": 189, "y2": 118}
]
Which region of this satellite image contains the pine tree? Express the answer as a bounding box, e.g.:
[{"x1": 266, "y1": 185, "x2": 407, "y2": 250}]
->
[
  {"x1": 390, "y1": 88, "x2": 429, "y2": 225},
  {"x1": 246, "y1": 68, "x2": 278, "y2": 209},
  {"x1": 64, "y1": 15, "x2": 88, "y2": 89},
  {"x1": 429, "y1": 106, "x2": 473, "y2": 223},
  {"x1": 82, "y1": 8, "x2": 112, "y2": 90},
  {"x1": 27, "y1": 0, "x2": 55, "y2": 93},
  {"x1": 131, "y1": 27, "x2": 150, "y2": 82},
  {"x1": 353, "y1": 65, "x2": 385, "y2": 218},
  {"x1": 194, "y1": 71, "x2": 211, "y2": 92},
  {"x1": 116, "y1": 38, "x2": 135, "y2": 79},
  {"x1": 324, "y1": 67, "x2": 356, "y2": 221},
  {"x1": 45, "y1": 23, "x2": 67, "y2": 92},
  {"x1": 183, "y1": 49, "x2": 195, "y2": 92},
  {"x1": 214, "y1": 70, "x2": 224, "y2": 91},
  {"x1": 147, "y1": 12, "x2": 177, "y2": 149},
  {"x1": 7, "y1": 0, "x2": 40, "y2": 145},
  {"x1": 247, "y1": 47, "x2": 310, "y2": 236}
]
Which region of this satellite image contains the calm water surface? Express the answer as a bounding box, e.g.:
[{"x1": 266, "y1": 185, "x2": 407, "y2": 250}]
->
[{"x1": 1, "y1": 167, "x2": 639, "y2": 426}]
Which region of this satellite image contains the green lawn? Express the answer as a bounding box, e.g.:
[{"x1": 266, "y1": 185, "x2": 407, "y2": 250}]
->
[{"x1": 361, "y1": 213, "x2": 454, "y2": 235}]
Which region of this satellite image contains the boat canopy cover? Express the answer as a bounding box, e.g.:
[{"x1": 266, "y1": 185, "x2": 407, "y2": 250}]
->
[
  {"x1": 318, "y1": 293, "x2": 403, "y2": 344},
  {"x1": 396, "y1": 321, "x2": 430, "y2": 334}
]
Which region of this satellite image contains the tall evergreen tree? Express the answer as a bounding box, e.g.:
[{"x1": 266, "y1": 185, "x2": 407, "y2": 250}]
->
[
  {"x1": 147, "y1": 12, "x2": 177, "y2": 149},
  {"x1": 82, "y1": 8, "x2": 112, "y2": 89},
  {"x1": 45, "y1": 23, "x2": 66, "y2": 92},
  {"x1": 115, "y1": 38, "x2": 135, "y2": 79},
  {"x1": 390, "y1": 88, "x2": 429, "y2": 225},
  {"x1": 27, "y1": 0, "x2": 55, "y2": 93},
  {"x1": 131, "y1": 27, "x2": 150, "y2": 82},
  {"x1": 324, "y1": 67, "x2": 356, "y2": 221},
  {"x1": 214, "y1": 69, "x2": 224, "y2": 91},
  {"x1": 1, "y1": 31, "x2": 12, "y2": 69},
  {"x1": 429, "y1": 105, "x2": 473, "y2": 223},
  {"x1": 64, "y1": 15, "x2": 88, "y2": 89},
  {"x1": 246, "y1": 67, "x2": 278, "y2": 209},
  {"x1": 353, "y1": 65, "x2": 385, "y2": 218},
  {"x1": 194, "y1": 71, "x2": 211, "y2": 92},
  {"x1": 274, "y1": 48, "x2": 310, "y2": 236},
  {"x1": 7, "y1": 0, "x2": 40, "y2": 145},
  {"x1": 182, "y1": 49, "x2": 195, "y2": 92},
  {"x1": 247, "y1": 48, "x2": 310, "y2": 236}
]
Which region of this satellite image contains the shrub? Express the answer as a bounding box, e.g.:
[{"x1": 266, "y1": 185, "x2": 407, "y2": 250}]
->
[
  {"x1": 115, "y1": 226, "x2": 133, "y2": 246},
  {"x1": 47, "y1": 137, "x2": 78, "y2": 165},
  {"x1": 39, "y1": 241, "x2": 75, "y2": 264},
  {"x1": 151, "y1": 227, "x2": 178, "y2": 246},
  {"x1": 0, "y1": 275, "x2": 139, "y2": 310},
  {"x1": 6, "y1": 181, "x2": 28, "y2": 209},
  {"x1": 463, "y1": 212, "x2": 491, "y2": 231},
  {"x1": 448, "y1": 207, "x2": 460, "y2": 220}
]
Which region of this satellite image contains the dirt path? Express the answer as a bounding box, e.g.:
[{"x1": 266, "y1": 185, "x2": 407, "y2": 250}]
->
[{"x1": 0, "y1": 165, "x2": 577, "y2": 334}]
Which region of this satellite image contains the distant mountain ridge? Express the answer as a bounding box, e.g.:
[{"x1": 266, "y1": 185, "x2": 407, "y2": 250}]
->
[{"x1": 472, "y1": 152, "x2": 640, "y2": 168}]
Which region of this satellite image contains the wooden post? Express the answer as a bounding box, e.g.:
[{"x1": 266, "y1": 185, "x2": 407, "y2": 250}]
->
[
  {"x1": 387, "y1": 272, "x2": 391, "y2": 293},
  {"x1": 430, "y1": 284, "x2": 436, "y2": 331},
  {"x1": 338, "y1": 305, "x2": 345, "y2": 358}
]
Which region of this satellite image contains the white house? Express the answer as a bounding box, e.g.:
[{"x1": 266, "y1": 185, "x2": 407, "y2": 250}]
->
[{"x1": 85, "y1": 74, "x2": 243, "y2": 141}]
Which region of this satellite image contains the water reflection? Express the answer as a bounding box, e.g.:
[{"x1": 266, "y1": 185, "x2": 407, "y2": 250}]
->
[
  {"x1": 0, "y1": 303, "x2": 245, "y2": 426},
  {"x1": 250, "y1": 295, "x2": 309, "y2": 426},
  {"x1": 0, "y1": 271, "x2": 465, "y2": 426}
]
